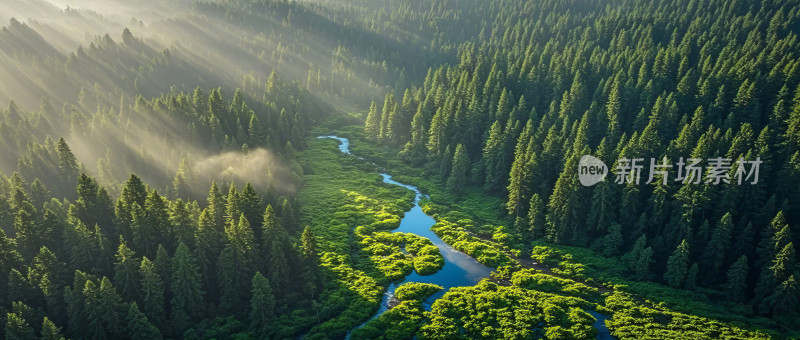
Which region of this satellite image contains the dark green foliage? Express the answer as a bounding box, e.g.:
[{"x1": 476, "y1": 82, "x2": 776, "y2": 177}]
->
[
  {"x1": 2, "y1": 0, "x2": 800, "y2": 336},
  {"x1": 726, "y1": 255, "x2": 749, "y2": 302},
  {"x1": 41, "y1": 317, "x2": 65, "y2": 340},
  {"x1": 664, "y1": 240, "x2": 691, "y2": 288},
  {"x1": 125, "y1": 302, "x2": 163, "y2": 340},
  {"x1": 445, "y1": 144, "x2": 469, "y2": 194},
  {"x1": 114, "y1": 240, "x2": 141, "y2": 302},
  {"x1": 355, "y1": 0, "x2": 800, "y2": 330},
  {"x1": 139, "y1": 257, "x2": 165, "y2": 331},
  {"x1": 248, "y1": 272, "x2": 275, "y2": 335},
  {"x1": 170, "y1": 243, "x2": 203, "y2": 334}
]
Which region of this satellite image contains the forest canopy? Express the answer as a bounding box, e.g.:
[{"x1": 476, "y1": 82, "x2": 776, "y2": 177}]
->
[{"x1": 1, "y1": 0, "x2": 799, "y2": 338}]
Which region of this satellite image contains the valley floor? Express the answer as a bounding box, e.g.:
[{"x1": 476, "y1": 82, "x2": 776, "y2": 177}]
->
[{"x1": 296, "y1": 123, "x2": 785, "y2": 339}]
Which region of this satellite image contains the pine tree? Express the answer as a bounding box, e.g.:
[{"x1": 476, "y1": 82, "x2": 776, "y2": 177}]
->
[
  {"x1": 195, "y1": 209, "x2": 219, "y2": 299},
  {"x1": 365, "y1": 101, "x2": 381, "y2": 139},
  {"x1": 169, "y1": 199, "x2": 195, "y2": 248},
  {"x1": 64, "y1": 217, "x2": 101, "y2": 272},
  {"x1": 41, "y1": 317, "x2": 65, "y2": 340},
  {"x1": 507, "y1": 121, "x2": 535, "y2": 218},
  {"x1": 224, "y1": 183, "x2": 242, "y2": 229},
  {"x1": 635, "y1": 247, "x2": 654, "y2": 280},
  {"x1": 5, "y1": 311, "x2": 35, "y2": 340},
  {"x1": 74, "y1": 174, "x2": 115, "y2": 238},
  {"x1": 84, "y1": 277, "x2": 124, "y2": 339},
  {"x1": 386, "y1": 102, "x2": 403, "y2": 144},
  {"x1": 13, "y1": 200, "x2": 44, "y2": 262},
  {"x1": 218, "y1": 214, "x2": 256, "y2": 312},
  {"x1": 56, "y1": 138, "x2": 79, "y2": 196},
  {"x1": 725, "y1": 255, "x2": 749, "y2": 302},
  {"x1": 758, "y1": 242, "x2": 797, "y2": 313},
  {"x1": 602, "y1": 223, "x2": 623, "y2": 256},
  {"x1": 248, "y1": 114, "x2": 266, "y2": 147},
  {"x1": 427, "y1": 107, "x2": 448, "y2": 157},
  {"x1": 446, "y1": 144, "x2": 469, "y2": 194},
  {"x1": 704, "y1": 212, "x2": 734, "y2": 278},
  {"x1": 153, "y1": 245, "x2": 171, "y2": 297},
  {"x1": 482, "y1": 120, "x2": 505, "y2": 192},
  {"x1": 261, "y1": 205, "x2": 289, "y2": 290},
  {"x1": 170, "y1": 242, "x2": 203, "y2": 334},
  {"x1": 249, "y1": 272, "x2": 275, "y2": 335},
  {"x1": 27, "y1": 246, "x2": 65, "y2": 314},
  {"x1": 208, "y1": 88, "x2": 226, "y2": 121},
  {"x1": 240, "y1": 183, "x2": 264, "y2": 238},
  {"x1": 761, "y1": 275, "x2": 798, "y2": 316},
  {"x1": 114, "y1": 240, "x2": 141, "y2": 302},
  {"x1": 115, "y1": 174, "x2": 148, "y2": 243},
  {"x1": 526, "y1": 193, "x2": 546, "y2": 240},
  {"x1": 65, "y1": 271, "x2": 89, "y2": 338},
  {"x1": 139, "y1": 257, "x2": 165, "y2": 330},
  {"x1": 625, "y1": 235, "x2": 647, "y2": 270},
  {"x1": 664, "y1": 239, "x2": 690, "y2": 287},
  {"x1": 139, "y1": 191, "x2": 170, "y2": 257},
  {"x1": 545, "y1": 145, "x2": 588, "y2": 243},
  {"x1": 125, "y1": 302, "x2": 162, "y2": 340},
  {"x1": 379, "y1": 93, "x2": 396, "y2": 141},
  {"x1": 301, "y1": 226, "x2": 317, "y2": 261},
  {"x1": 400, "y1": 104, "x2": 428, "y2": 165},
  {"x1": 207, "y1": 182, "x2": 226, "y2": 234}
]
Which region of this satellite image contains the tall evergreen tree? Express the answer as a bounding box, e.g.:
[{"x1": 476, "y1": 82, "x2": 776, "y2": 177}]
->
[
  {"x1": 113, "y1": 240, "x2": 141, "y2": 302},
  {"x1": 170, "y1": 242, "x2": 203, "y2": 334},
  {"x1": 664, "y1": 239, "x2": 690, "y2": 288},
  {"x1": 139, "y1": 257, "x2": 165, "y2": 330},
  {"x1": 446, "y1": 144, "x2": 469, "y2": 194},
  {"x1": 725, "y1": 255, "x2": 749, "y2": 302},
  {"x1": 41, "y1": 317, "x2": 65, "y2": 340},
  {"x1": 125, "y1": 302, "x2": 162, "y2": 340},
  {"x1": 249, "y1": 271, "x2": 275, "y2": 335},
  {"x1": 704, "y1": 212, "x2": 734, "y2": 278}
]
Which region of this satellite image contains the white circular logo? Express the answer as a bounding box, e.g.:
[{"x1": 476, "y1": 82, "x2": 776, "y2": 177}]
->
[{"x1": 578, "y1": 155, "x2": 608, "y2": 186}]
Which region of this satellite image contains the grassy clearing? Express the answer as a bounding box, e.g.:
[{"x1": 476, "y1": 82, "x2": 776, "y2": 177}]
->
[
  {"x1": 297, "y1": 133, "x2": 450, "y2": 338},
  {"x1": 338, "y1": 124, "x2": 783, "y2": 339}
]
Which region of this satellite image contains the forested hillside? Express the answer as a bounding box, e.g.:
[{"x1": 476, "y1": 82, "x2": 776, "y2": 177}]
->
[
  {"x1": 1, "y1": 0, "x2": 798, "y2": 338},
  {"x1": 364, "y1": 0, "x2": 800, "y2": 331}
]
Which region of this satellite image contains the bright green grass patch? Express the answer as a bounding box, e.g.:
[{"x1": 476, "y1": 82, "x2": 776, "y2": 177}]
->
[
  {"x1": 298, "y1": 137, "x2": 413, "y2": 338},
  {"x1": 420, "y1": 280, "x2": 597, "y2": 340},
  {"x1": 394, "y1": 282, "x2": 444, "y2": 301},
  {"x1": 429, "y1": 219, "x2": 512, "y2": 267},
  {"x1": 512, "y1": 268, "x2": 601, "y2": 302},
  {"x1": 349, "y1": 300, "x2": 427, "y2": 340},
  {"x1": 298, "y1": 134, "x2": 449, "y2": 338},
  {"x1": 605, "y1": 291, "x2": 774, "y2": 339},
  {"x1": 349, "y1": 283, "x2": 442, "y2": 340}
]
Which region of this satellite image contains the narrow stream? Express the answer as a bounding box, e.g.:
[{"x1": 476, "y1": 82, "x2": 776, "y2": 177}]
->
[
  {"x1": 318, "y1": 136, "x2": 492, "y2": 312},
  {"x1": 318, "y1": 135, "x2": 612, "y2": 340}
]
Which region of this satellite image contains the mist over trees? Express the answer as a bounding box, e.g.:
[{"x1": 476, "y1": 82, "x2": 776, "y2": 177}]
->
[{"x1": 1, "y1": 0, "x2": 799, "y2": 338}]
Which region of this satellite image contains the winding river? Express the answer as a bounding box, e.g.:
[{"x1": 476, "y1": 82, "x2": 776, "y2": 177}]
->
[{"x1": 318, "y1": 135, "x2": 612, "y2": 340}]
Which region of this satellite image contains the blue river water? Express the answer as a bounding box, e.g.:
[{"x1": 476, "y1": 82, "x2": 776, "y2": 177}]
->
[{"x1": 317, "y1": 136, "x2": 612, "y2": 340}]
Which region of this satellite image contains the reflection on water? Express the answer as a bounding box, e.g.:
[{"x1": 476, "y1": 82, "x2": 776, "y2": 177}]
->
[
  {"x1": 320, "y1": 136, "x2": 612, "y2": 340},
  {"x1": 379, "y1": 173, "x2": 493, "y2": 309}
]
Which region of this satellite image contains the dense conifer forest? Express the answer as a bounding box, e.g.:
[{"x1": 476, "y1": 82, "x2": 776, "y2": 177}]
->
[{"x1": 0, "y1": 0, "x2": 798, "y2": 338}]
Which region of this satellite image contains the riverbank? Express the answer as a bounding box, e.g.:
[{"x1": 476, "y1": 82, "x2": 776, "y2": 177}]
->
[
  {"x1": 309, "y1": 125, "x2": 778, "y2": 339},
  {"x1": 296, "y1": 125, "x2": 777, "y2": 339}
]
